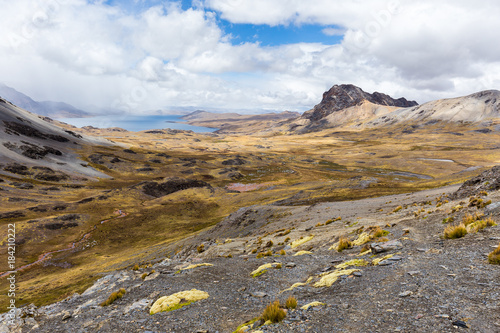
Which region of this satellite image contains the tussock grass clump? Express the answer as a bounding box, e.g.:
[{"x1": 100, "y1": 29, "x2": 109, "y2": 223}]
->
[
  {"x1": 442, "y1": 217, "x2": 454, "y2": 224},
  {"x1": 337, "y1": 236, "x2": 352, "y2": 252},
  {"x1": 132, "y1": 264, "x2": 139, "y2": 271},
  {"x1": 285, "y1": 296, "x2": 297, "y2": 309},
  {"x1": 256, "y1": 250, "x2": 272, "y2": 259},
  {"x1": 325, "y1": 216, "x2": 341, "y2": 225},
  {"x1": 276, "y1": 229, "x2": 291, "y2": 237},
  {"x1": 100, "y1": 288, "x2": 126, "y2": 306},
  {"x1": 392, "y1": 206, "x2": 402, "y2": 213},
  {"x1": 141, "y1": 272, "x2": 148, "y2": 280},
  {"x1": 284, "y1": 237, "x2": 291, "y2": 243},
  {"x1": 197, "y1": 244, "x2": 205, "y2": 253},
  {"x1": 444, "y1": 224, "x2": 467, "y2": 239},
  {"x1": 467, "y1": 217, "x2": 497, "y2": 233},
  {"x1": 251, "y1": 248, "x2": 258, "y2": 254},
  {"x1": 279, "y1": 249, "x2": 286, "y2": 256},
  {"x1": 488, "y1": 243, "x2": 500, "y2": 265},
  {"x1": 261, "y1": 300, "x2": 286, "y2": 323}
]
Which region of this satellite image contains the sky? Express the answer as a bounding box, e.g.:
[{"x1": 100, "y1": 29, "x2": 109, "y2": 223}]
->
[{"x1": 1, "y1": 0, "x2": 500, "y2": 114}]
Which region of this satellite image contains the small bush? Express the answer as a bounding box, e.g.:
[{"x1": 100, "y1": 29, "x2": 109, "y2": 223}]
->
[
  {"x1": 251, "y1": 248, "x2": 258, "y2": 254},
  {"x1": 285, "y1": 296, "x2": 297, "y2": 309},
  {"x1": 100, "y1": 288, "x2": 126, "y2": 306},
  {"x1": 444, "y1": 224, "x2": 467, "y2": 239},
  {"x1": 261, "y1": 300, "x2": 286, "y2": 323},
  {"x1": 371, "y1": 226, "x2": 385, "y2": 238},
  {"x1": 488, "y1": 243, "x2": 500, "y2": 265},
  {"x1": 279, "y1": 249, "x2": 286, "y2": 256},
  {"x1": 141, "y1": 272, "x2": 148, "y2": 280},
  {"x1": 442, "y1": 217, "x2": 454, "y2": 224},
  {"x1": 284, "y1": 237, "x2": 291, "y2": 243},
  {"x1": 264, "y1": 250, "x2": 272, "y2": 257},
  {"x1": 197, "y1": 244, "x2": 205, "y2": 253},
  {"x1": 132, "y1": 264, "x2": 139, "y2": 271},
  {"x1": 392, "y1": 206, "x2": 402, "y2": 213},
  {"x1": 360, "y1": 244, "x2": 371, "y2": 253},
  {"x1": 256, "y1": 253, "x2": 264, "y2": 259},
  {"x1": 337, "y1": 236, "x2": 352, "y2": 252},
  {"x1": 265, "y1": 240, "x2": 274, "y2": 248},
  {"x1": 315, "y1": 222, "x2": 324, "y2": 227},
  {"x1": 275, "y1": 263, "x2": 282, "y2": 269}
]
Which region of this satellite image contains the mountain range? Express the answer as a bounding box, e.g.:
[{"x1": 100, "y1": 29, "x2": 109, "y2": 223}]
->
[
  {"x1": 283, "y1": 84, "x2": 500, "y2": 133},
  {"x1": 0, "y1": 84, "x2": 89, "y2": 118}
]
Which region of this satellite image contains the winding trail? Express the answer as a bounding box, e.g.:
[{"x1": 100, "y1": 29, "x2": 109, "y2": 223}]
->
[{"x1": 0, "y1": 209, "x2": 128, "y2": 278}]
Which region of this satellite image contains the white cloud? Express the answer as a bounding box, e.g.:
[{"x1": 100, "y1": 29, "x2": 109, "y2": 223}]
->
[{"x1": 0, "y1": 0, "x2": 499, "y2": 114}]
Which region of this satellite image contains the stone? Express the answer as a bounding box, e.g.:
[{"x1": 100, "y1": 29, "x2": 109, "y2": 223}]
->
[
  {"x1": 251, "y1": 292, "x2": 267, "y2": 298},
  {"x1": 407, "y1": 271, "x2": 421, "y2": 276},
  {"x1": 387, "y1": 255, "x2": 403, "y2": 261},
  {"x1": 61, "y1": 311, "x2": 72, "y2": 321},
  {"x1": 485, "y1": 202, "x2": 500, "y2": 215},
  {"x1": 371, "y1": 240, "x2": 403, "y2": 254},
  {"x1": 378, "y1": 260, "x2": 393, "y2": 266},
  {"x1": 285, "y1": 262, "x2": 296, "y2": 268},
  {"x1": 452, "y1": 320, "x2": 469, "y2": 328},
  {"x1": 353, "y1": 271, "x2": 362, "y2": 277},
  {"x1": 399, "y1": 291, "x2": 413, "y2": 297}
]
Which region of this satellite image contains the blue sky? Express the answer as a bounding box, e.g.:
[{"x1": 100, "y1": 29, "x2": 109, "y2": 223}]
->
[
  {"x1": 1, "y1": 0, "x2": 499, "y2": 113},
  {"x1": 102, "y1": 0, "x2": 344, "y2": 46}
]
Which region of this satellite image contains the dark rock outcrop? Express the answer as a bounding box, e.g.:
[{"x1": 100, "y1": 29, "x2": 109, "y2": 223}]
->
[
  {"x1": 141, "y1": 177, "x2": 212, "y2": 198},
  {"x1": 452, "y1": 165, "x2": 500, "y2": 199},
  {"x1": 302, "y1": 84, "x2": 418, "y2": 122}
]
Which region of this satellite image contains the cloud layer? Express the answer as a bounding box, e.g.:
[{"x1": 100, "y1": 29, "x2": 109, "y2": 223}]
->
[{"x1": 0, "y1": 0, "x2": 499, "y2": 113}]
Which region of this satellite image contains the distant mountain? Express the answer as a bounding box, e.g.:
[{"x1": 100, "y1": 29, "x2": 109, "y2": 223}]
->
[
  {"x1": 366, "y1": 90, "x2": 500, "y2": 126},
  {"x1": 0, "y1": 83, "x2": 89, "y2": 118},
  {"x1": 302, "y1": 84, "x2": 418, "y2": 122}
]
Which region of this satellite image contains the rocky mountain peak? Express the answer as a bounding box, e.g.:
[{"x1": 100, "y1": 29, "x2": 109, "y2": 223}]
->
[{"x1": 303, "y1": 84, "x2": 418, "y2": 121}]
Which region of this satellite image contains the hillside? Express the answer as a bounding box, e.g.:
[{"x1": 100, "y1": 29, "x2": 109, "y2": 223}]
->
[
  {"x1": 2, "y1": 168, "x2": 499, "y2": 332},
  {"x1": 366, "y1": 90, "x2": 500, "y2": 127},
  {"x1": 0, "y1": 97, "x2": 111, "y2": 180}
]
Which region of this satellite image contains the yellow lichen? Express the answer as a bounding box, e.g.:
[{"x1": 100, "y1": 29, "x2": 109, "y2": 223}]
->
[
  {"x1": 357, "y1": 248, "x2": 372, "y2": 256},
  {"x1": 300, "y1": 301, "x2": 326, "y2": 310},
  {"x1": 150, "y1": 289, "x2": 209, "y2": 314},
  {"x1": 314, "y1": 269, "x2": 360, "y2": 287},
  {"x1": 372, "y1": 254, "x2": 394, "y2": 266},
  {"x1": 352, "y1": 232, "x2": 372, "y2": 246},
  {"x1": 280, "y1": 277, "x2": 313, "y2": 293},
  {"x1": 293, "y1": 250, "x2": 312, "y2": 256},
  {"x1": 250, "y1": 263, "x2": 280, "y2": 277},
  {"x1": 335, "y1": 259, "x2": 368, "y2": 269},
  {"x1": 181, "y1": 263, "x2": 213, "y2": 271},
  {"x1": 290, "y1": 235, "x2": 314, "y2": 248}
]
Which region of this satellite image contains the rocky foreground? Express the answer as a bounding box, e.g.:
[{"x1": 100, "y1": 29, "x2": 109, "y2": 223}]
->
[{"x1": 2, "y1": 169, "x2": 500, "y2": 333}]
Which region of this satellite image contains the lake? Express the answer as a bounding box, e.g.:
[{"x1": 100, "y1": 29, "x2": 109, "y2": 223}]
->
[{"x1": 57, "y1": 115, "x2": 217, "y2": 133}]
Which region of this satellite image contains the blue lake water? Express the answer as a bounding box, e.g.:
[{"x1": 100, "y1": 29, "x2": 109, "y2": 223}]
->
[{"x1": 57, "y1": 115, "x2": 217, "y2": 133}]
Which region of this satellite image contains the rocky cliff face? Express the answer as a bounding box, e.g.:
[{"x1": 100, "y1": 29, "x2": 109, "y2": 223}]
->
[{"x1": 302, "y1": 84, "x2": 418, "y2": 122}]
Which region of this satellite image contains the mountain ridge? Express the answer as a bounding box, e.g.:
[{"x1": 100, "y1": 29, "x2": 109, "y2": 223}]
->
[
  {"x1": 0, "y1": 83, "x2": 90, "y2": 118},
  {"x1": 302, "y1": 84, "x2": 418, "y2": 122}
]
